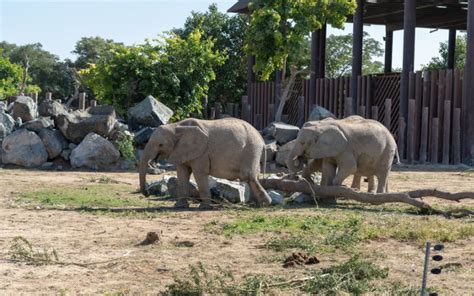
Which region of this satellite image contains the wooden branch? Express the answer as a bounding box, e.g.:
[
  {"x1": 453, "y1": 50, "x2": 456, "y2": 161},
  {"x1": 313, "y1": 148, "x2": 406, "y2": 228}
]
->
[{"x1": 260, "y1": 179, "x2": 474, "y2": 218}]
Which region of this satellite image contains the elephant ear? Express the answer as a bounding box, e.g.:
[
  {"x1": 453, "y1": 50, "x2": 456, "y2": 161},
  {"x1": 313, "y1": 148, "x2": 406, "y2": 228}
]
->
[
  {"x1": 309, "y1": 125, "x2": 348, "y2": 159},
  {"x1": 167, "y1": 126, "x2": 209, "y2": 165}
]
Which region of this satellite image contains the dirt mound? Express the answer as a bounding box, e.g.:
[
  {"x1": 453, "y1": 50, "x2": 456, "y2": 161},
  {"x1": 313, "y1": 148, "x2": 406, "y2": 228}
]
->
[
  {"x1": 283, "y1": 252, "x2": 320, "y2": 268},
  {"x1": 140, "y1": 231, "x2": 161, "y2": 245}
]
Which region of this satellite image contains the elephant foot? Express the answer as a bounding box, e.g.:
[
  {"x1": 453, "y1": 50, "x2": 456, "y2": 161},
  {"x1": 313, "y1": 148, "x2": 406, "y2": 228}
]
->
[
  {"x1": 198, "y1": 203, "x2": 214, "y2": 211},
  {"x1": 174, "y1": 199, "x2": 190, "y2": 209}
]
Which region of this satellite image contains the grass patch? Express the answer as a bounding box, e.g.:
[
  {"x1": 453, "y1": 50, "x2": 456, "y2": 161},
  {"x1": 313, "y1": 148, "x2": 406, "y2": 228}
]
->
[
  {"x1": 21, "y1": 184, "x2": 151, "y2": 209},
  {"x1": 9, "y1": 236, "x2": 59, "y2": 265}
]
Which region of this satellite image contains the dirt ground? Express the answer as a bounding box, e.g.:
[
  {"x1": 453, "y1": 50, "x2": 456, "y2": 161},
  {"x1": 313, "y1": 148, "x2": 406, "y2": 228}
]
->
[{"x1": 0, "y1": 166, "x2": 473, "y2": 295}]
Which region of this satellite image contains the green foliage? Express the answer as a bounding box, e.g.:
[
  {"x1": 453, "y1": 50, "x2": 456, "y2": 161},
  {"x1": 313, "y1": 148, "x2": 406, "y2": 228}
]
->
[
  {"x1": 422, "y1": 33, "x2": 466, "y2": 70},
  {"x1": 173, "y1": 4, "x2": 247, "y2": 106},
  {"x1": 116, "y1": 133, "x2": 136, "y2": 161},
  {"x1": 247, "y1": 0, "x2": 357, "y2": 80},
  {"x1": 0, "y1": 52, "x2": 22, "y2": 99},
  {"x1": 72, "y1": 36, "x2": 123, "y2": 69},
  {"x1": 325, "y1": 32, "x2": 384, "y2": 78},
  {"x1": 303, "y1": 255, "x2": 389, "y2": 295},
  {"x1": 9, "y1": 236, "x2": 59, "y2": 265},
  {"x1": 0, "y1": 42, "x2": 73, "y2": 99},
  {"x1": 81, "y1": 28, "x2": 226, "y2": 119}
]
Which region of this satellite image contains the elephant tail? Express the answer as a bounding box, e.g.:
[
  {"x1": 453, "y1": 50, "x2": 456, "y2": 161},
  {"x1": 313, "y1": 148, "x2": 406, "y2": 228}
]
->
[
  {"x1": 394, "y1": 147, "x2": 401, "y2": 165},
  {"x1": 261, "y1": 145, "x2": 267, "y2": 179}
]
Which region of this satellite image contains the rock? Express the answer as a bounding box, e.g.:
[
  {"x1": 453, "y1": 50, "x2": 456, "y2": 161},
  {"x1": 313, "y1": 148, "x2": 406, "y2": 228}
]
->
[
  {"x1": 267, "y1": 190, "x2": 284, "y2": 205},
  {"x1": 22, "y1": 117, "x2": 54, "y2": 133},
  {"x1": 165, "y1": 176, "x2": 199, "y2": 199},
  {"x1": 288, "y1": 192, "x2": 314, "y2": 204},
  {"x1": 2, "y1": 129, "x2": 48, "y2": 167},
  {"x1": 38, "y1": 100, "x2": 68, "y2": 118},
  {"x1": 55, "y1": 105, "x2": 116, "y2": 143},
  {"x1": 60, "y1": 149, "x2": 71, "y2": 161},
  {"x1": 146, "y1": 181, "x2": 169, "y2": 196},
  {"x1": 147, "y1": 167, "x2": 164, "y2": 175},
  {"x1": 70, "y1": 133, "x2": 120, "y2": 170},
  {"x1": 68, "y1": 143, "x2": 77, "y2": 150},
  {"x1": 263, "y1": 140, "x2": 278, "y2": 162},
  {"x1": 133, "y1": 127, "x2": 155, "y2": 146},
  {"x1": 209, "y1": 177, "x2": 250, "y2": 203},
  {"x1": 308, "y1": 106, "x2": 336, "y2": 122},
  {"x1": 0, "y1": 111, "x2": 15, "y2": 135},
  {"x1": 128, "y1": 95, "x2": 173, "y2": 130},
  {"x1": 0, "y1": 123, "x2": 7, "y2": 141},
  {"x1": 40, "y1": 162, "x2": 54, "y2": 170},
  {"x1": 38, "y1": 129, "x2": 68, "y2": 159},
  {"x1": 268, "y1": 122, "x2": 300, "y2": 145},
  {"x1": 275, "y1": 140, "x2": 296, "y2": 166},
  {"x1": 8, "y1": 96, "x2": 38, "y2": 122}
]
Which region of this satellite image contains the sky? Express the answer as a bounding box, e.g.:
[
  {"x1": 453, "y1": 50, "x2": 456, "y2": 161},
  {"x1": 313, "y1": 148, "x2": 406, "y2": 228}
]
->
[{"x1": 0, "y1": 0, "x2": 455, "y2": 70}]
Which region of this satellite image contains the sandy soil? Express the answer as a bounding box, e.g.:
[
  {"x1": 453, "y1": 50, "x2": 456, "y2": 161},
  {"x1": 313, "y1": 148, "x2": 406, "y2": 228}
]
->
[{"x1": 0, "y1": 167, "x2": 473, "y2": 295}]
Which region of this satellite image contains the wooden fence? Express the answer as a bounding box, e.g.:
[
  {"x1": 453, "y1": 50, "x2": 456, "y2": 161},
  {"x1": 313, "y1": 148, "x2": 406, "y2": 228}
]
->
[{"x1": 242, "y1": 69, "x2": 465, "y2": 165}]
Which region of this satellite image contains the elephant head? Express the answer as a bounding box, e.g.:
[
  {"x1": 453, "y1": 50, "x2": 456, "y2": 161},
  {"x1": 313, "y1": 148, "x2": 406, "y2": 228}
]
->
[
  {"x1": 287, "y1": 123, "x2": 349, "y2": 170},
  {"x1": 139, "y1": 124, "x2": 209, "y2": 196}
]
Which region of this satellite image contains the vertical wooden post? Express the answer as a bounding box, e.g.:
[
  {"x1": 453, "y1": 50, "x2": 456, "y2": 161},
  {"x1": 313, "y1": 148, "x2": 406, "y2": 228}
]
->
[
  {"x1": 431, "y1": 118, "x2": 439, "y2": 163},
  {"x1": 351, "y1": 0, "x2": 363, "y2": 116},
  {"x1": 453, "y1": 108, "x2": 461, "y2": 165},
  {"x1": 447, "y1": 29, "x2": 456, "y2": 70},
  {"x1": 31, "y1": 92, "x2": 38, "y2": 104},
  {"x1": 371, "y1": 106, "x2": 379, "y2": 121},
  {"x1": 400, "y1": 0, "x2": 416, "y2": 123},
  {"x1": 398, "y1": 117, "x2": 406, "y2": 161},
  {"x1": 384, "y1": 27, "x2": 393, "y2": 73},
  {"x1": 384, "y1": 99, "x2": 392, "y2": 130},
  {"x1": 344, "y1": 97, "x2": 352, "y2": 118},
  {"x1": 45, "y1": 92, "x2": 52, "y2": 101},
  {"x1": 298, "y1": 96, "x2": 305, "y2": 127},
  {"x1": 442, "y1": 100, "x2": 452, "y2": 165},
  {"x1": 256, "y1": 114, "x2": 262, "y2": 130},
  {"x1": 201, "y1": 97, "x2": 208, "y2": 119},
  {"x1": 419, "y1": 107, "x2": 429, "y2": 163},
  {"x1": 215, "y1": 103, "x2": 221, "y2": 119},
  {"x1": 318, "y1": 24, "x2": 327, "y2": 79},
  {"x1": 241, "y1": 95, "x2": 249, "y2": 121},
  {"x1": 359, "y1": 106, "x2": 366, "y2": 118},
  {"x1": 462, "y1": 0, "x2": 474, "y2": 165},
  {"x1": 407, "y1": 99, "x2": 416, "y2": 163},
  {"x1": 210, "y1": 107, "x2": 216, "y2": 120},
  {"x1": 78, "y1": 93, "x2": 86, "y2": 110},
  {"x1": 90, "y1": 100, "x2": 97, "y2": 107},
  {"x1": 268, "y1": 103, "x2": 275, "y2": 123}
]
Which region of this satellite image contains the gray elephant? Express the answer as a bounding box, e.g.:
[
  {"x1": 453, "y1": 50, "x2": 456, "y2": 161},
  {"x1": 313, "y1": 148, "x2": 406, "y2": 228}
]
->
[
  {"x1": 139, "y1": 118, "x2": 272, "y2": 209},
  {"x1": 287, "y1": 116, "x2": 398, "y2": 193}
]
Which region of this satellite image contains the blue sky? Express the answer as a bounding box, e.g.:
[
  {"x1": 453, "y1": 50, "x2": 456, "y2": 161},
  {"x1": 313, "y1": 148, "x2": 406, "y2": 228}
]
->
[{"x1": 0, "y1": 0, "x2": 454, "y2": 70}]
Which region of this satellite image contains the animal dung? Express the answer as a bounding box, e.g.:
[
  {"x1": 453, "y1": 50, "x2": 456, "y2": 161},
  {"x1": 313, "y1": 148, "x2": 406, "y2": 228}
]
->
[
  {"x1": 283, "y1": 252, "x2": 320, "y2": 268},
  {"x1": 140, "y1": 231, "x2": 161, "y2": 245}
]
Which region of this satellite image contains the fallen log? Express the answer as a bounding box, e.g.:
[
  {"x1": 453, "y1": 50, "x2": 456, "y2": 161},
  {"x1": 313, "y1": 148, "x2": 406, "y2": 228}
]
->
[{"x1": 260, "y1": 179, "x2": 474, "y2": 218}]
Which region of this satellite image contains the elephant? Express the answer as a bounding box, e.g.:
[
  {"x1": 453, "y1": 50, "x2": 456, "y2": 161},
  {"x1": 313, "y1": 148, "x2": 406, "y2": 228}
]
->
[
  {"x1": 139, "y1": 118, "x2": 272, "y2": 209},
  {"x1": 286, "y1": 116, "x2": 398, "y2": 193}
]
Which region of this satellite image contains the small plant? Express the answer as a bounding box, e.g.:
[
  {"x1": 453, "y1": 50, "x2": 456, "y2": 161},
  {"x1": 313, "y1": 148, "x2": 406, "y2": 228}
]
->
[
  {"x1": 9, "y1": 236, "x2": 59, "y2": 265},
  {"x1": 116, "y1": 133, "x2": 135, "y2": 161},
  {"x1": 265, "y1": 237, "x2": 318, "y2": 253}
]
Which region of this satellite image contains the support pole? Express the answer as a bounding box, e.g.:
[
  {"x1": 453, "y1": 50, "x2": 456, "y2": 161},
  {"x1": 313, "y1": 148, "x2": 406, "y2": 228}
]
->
[
  {"x1": 463, "y1": 1, "x2": 474, "y2": 165},
  {"x1": 351, "y1": 0, "x2": 364, "y2": 116},
  {"x1": 447, "y1": 29, "x2": 456, "y2": 70},
  {"x1": 309, "y1": 30, "x2": 322, "y2": 106},
  {"x1": 400, "y1": 0, "x2": 416, "y2": 124},
  {"x1": 318, "y1": 24, "x2": 327, "y2": 79},
  {"x1": 384, "y1": 28, "x2": 393, "y2": 73}
]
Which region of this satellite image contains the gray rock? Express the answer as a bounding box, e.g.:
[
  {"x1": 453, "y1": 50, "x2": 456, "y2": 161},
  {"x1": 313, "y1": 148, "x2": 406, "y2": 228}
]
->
[
  {"x1": 133, "y1": 127, "x2": 155, "y2": 146},
  {"x1": 0, "y1": 111, "x2": 15, "y2": 135},
  {"x1": 146, "y1": 181, "x2": 168, "y2": 196},
  {"x1": 147, "y1": 167, "x2": 164, "y2": 175},
  {"x1": 264, "y1": 140, "x2": 278, "y2": 162},
  {"x1": 128, "y1": 95, "x2": 173, "y2": 130},
  {"x1": 55, "y1": 105, "x2": 116, "y2": 143},
  {"x1": 308, "y1": 106, "x2": 336, "y2": 122},
  {"x1": 60, "y1": 149, "x2": 71, "y2": 161},
  {"x1": 40, "y1": 162, "x2": 54, "y2": 170},
  {"x1": 68, "y1": 143, "x2": 77, "y2": 150},
  {"x1": 70, "y1": 133, "x2": 120, "y2": 170},
  {"x1": 0, "y1": 123, "x2": 7, "y2": 141},
  {"x1": 22, "y1": 117, "x2": 54, "y2": 133},
  {"x1": 38, "y1": 129, "x2": 68, "y2": 159},
  {"x1": 209, "y1": 177, "x2": 250, "y2": 203},
  {"x1": 267, "y1": 190, "x2": 284, "y2": 205},
  {"x1": 165, "y1": 176, "x2": 199, "y2": 199},
  {"x1": 288, "y1": 192, "x2": 314, "y2": 204},
  {"x1": 8, "y1": 96, "x2": 38, "y2": 122},
  {"x1": 275, "y1": 140, "x2": 296, "y2": 166},
  {"x1": 268, "y1": 122, "x2": 300, "y2": 145},
  {"x1": 2, "y1": 129, "x2": 48, "y2": 167},
  {"x1": 38, "y1": 100, "x2": 68, "y2": 118}
]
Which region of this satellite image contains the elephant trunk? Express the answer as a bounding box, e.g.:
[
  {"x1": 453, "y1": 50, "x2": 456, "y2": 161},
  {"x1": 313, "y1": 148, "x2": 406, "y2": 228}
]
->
[
  {"x1": 286, "y1": 142, "x2": 305, "y2": 173},
  {"x1": 139, "y1": 144, "x2": 160, "y2": 197}
]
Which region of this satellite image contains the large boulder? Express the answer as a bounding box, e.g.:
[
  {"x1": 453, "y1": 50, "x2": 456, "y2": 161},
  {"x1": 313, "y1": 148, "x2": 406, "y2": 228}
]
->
[
  {"x1": 268, "y1": 122, "x2": 300, "y2": 145},
  {"x1": 209, "y1": 177, "x2": 250, "y2": 203},
  {"x1": 38, "y1": 100, "x2": 68, "y2": 118},
  {"x1": 308, "y1": 106, "x2": 336, "y2": 122},
  {"x1": 22, "y1": 117, "x2": 54, "y2": 133},
  {"x1": 38, "y1": 129, "x2": 68, "y2": 159},
  {"x1": 133, "y1": 127, "x2": 155, "y2": 146},
  {"x1": 128, "y1": 95, "x2": 173, "y2": 130},
  {"x1": 8, "y1": 96, "x2": 38, "y2": 122},
  {"x1": 70, "y1": 133, "x2": 120, "y2": 170},
  {"x1": 2, "y1": 129, "x2": 48, "y2": 167},
  {"x1": 0, "y1": 111, "x2": 16, "y2": 136},
  {"x1": 55, "y1": 105, "x2": 116, "y2": 143},
  {"x1": 275, "y1": 139, "x2": 296, "y2": 167}
]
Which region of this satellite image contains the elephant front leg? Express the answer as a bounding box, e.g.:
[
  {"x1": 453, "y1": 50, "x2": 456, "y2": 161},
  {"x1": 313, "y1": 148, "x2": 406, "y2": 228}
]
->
[
  {"x1": 175, "y1": 165, "x2": 191, "y2": 208},
  {"x1": 194, "y1": 174, "x2": 213, "y2": 210}
]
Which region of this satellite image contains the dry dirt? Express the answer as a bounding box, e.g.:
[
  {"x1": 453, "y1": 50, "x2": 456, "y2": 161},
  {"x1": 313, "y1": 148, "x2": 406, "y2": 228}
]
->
[{"x1": 0, "y1": 166, "x2": 473, "y2": 295}]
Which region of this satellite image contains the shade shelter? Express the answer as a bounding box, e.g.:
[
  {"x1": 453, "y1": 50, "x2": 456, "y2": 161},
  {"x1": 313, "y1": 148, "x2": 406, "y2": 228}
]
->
[{"x1": 229, "y1": 0, "x2": 474, "y2": 165}]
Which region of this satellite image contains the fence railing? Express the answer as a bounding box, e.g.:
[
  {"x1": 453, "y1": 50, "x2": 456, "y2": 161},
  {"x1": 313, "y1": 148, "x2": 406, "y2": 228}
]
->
[{"x1": 242, "y1": 69, "x2": 466, "y2": 165}]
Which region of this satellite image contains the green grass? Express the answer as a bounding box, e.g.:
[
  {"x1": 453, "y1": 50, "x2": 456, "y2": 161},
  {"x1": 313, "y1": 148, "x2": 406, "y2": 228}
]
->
[{"x1": 21, "y1": 184, "x2": 151, "y2": 209}]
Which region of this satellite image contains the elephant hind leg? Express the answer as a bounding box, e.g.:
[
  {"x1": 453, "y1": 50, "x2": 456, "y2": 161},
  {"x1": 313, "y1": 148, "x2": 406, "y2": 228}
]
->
[
  {"x1": 248, "y1": 178, "x2": 272, "y2": 207},
  {"x1": 367, "y1": 175, "x2": 376, "y2": 193},
  {"x1": 375, "y1": 171, "x2": 389, "y2": 193}
]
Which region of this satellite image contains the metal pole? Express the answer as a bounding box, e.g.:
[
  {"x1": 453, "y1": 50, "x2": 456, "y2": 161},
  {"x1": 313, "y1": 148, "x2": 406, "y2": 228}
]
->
[
  {"x1": 351, "y1": 0, "x2": 364, "y2": 116},
  {"x1": 420, "y1": 241, "x2": 431, "y2": 296}
]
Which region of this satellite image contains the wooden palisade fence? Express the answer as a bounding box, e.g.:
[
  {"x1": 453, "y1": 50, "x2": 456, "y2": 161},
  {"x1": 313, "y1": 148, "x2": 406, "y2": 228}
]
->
[{"x1": 241, "y1": 69, "x2": 465, "y2": 165}]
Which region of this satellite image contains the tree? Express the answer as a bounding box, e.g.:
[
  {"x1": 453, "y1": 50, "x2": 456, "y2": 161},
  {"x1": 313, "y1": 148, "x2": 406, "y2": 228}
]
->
[
  {"x1": 72, "y1": 36, "x2": 123, "y2": 69},
  {"x1": 81, "y1": 28, "x2": 226, "y2": 119},
  {"x1": 246, "y1": 0, "x2": 357, "y2": 122},
  {"x1": 172, "y1": 4, "x2": 247, "y2": 107},
  {"x1": 0, "y1": 52, "x2": 22, "y2": 100},
  {"x1": 422, "y1": 34, "x2": 466, "y2": 70},
  {"x1": 325, "y1": 32, "x2": 384, "y2": 78}
]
